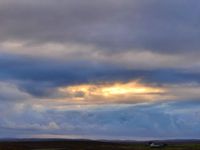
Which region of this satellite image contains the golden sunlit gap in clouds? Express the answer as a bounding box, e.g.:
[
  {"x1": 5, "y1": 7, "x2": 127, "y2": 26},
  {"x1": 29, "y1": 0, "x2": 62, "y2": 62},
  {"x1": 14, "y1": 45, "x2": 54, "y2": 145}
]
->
[{"x1": 58, "y1": 80, "x2": 165, "y2": 104}]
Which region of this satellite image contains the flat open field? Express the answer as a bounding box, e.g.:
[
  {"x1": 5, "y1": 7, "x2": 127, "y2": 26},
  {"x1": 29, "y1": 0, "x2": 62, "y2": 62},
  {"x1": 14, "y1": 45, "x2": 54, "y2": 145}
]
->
[{"x1": 1, "y1": 140, "x2": 200, "y2": 150}]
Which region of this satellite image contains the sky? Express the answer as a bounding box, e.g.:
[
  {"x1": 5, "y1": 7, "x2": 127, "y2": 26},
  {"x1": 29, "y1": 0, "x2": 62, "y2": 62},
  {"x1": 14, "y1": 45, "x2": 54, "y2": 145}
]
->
[{"x1": 0, "y1": 0, "x2": 200, "y2": 140}]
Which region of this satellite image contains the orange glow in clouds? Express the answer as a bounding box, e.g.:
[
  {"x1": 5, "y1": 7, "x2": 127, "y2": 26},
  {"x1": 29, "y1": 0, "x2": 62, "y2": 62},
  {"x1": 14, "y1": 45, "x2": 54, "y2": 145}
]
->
[{"x1": 58, "y1": 80, "x2": 165, "y2": 104}]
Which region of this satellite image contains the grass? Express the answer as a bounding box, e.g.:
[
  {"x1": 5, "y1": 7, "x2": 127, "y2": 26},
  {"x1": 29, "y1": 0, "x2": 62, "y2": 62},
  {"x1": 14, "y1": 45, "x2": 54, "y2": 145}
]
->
[{"x1": 1, "y1": 140, "x2": 200, "y2": 150}]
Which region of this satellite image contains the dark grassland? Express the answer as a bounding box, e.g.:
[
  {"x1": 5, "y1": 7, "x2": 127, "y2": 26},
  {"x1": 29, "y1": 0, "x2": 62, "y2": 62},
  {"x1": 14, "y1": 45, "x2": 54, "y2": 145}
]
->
[{"x1": 0, "y1": 140, "x2": 200, "y2": 150}]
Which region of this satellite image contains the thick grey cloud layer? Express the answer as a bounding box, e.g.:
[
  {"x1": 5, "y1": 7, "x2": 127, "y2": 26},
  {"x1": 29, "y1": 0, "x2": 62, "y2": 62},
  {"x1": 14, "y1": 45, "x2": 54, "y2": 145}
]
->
[
  {"x1": 0, "y1": 0, "x2": 200, "y2": 98},
  {"x1": 0, "y1": 0, "x2": 200, "y2": 53},
  {"x1": 0, "y1": 0, "x2": 200, "y2": 139}
]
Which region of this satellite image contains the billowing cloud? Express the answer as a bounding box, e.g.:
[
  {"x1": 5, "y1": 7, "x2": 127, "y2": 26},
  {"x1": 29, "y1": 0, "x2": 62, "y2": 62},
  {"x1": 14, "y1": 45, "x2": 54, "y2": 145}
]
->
[
  {"x1": 0, "y1": 81, "x2": 31, "y2": 101},
  {"x1": 1, "y1": 101, "x2": 200, "y2": 139}
]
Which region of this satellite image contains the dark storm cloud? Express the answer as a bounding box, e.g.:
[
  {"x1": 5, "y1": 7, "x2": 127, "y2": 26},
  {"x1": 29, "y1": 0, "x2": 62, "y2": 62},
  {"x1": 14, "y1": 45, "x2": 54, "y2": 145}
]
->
[
  {"x1": 0, "y1": 52, "x2": 200, "y2": 97},
  {"x1": 0, "y1": 52, "x2": 137, "y2": 97},
  {"x1": 0, "y1": 0, "x2": 200, "y2": 53}
]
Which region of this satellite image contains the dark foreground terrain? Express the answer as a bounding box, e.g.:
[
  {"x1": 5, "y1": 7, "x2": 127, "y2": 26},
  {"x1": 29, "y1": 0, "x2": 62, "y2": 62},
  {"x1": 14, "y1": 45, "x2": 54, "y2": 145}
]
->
[{"x1": 1, "y1": 139, "x2": 200, "y2": 150}]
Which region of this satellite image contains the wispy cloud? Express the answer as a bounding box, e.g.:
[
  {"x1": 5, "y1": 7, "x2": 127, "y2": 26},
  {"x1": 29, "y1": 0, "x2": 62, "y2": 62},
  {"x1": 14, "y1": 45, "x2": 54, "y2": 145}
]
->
[{"x1": 1, "y1": 101, "x2": 200, "y2": 139}]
